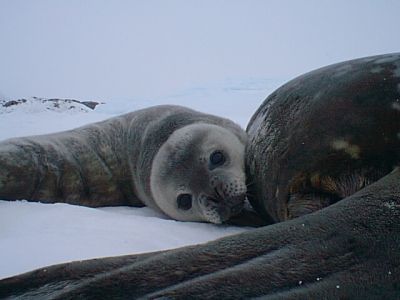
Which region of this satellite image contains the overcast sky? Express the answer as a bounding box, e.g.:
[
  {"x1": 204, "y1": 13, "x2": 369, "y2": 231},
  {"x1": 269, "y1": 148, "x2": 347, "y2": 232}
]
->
[{"x1": 0, "y1": 0, "x2": 399, "y2": 100}]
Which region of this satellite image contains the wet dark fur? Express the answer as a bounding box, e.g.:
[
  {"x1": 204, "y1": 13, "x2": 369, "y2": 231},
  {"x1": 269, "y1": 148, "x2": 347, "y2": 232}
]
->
[{"x1": 246, "y1": 53, "x2": 400, "y2": 222}]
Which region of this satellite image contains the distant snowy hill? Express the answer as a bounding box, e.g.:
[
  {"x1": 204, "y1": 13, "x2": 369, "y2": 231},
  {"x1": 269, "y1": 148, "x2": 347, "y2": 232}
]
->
[{"x1": 0, "y1": 97, "x2": 102, "y2": 114}]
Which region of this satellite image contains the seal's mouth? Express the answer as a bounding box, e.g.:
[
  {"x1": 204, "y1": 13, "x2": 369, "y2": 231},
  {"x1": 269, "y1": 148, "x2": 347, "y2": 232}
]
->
[
  {"x1": 200, "y1": 193, "x2": 245, "y2": 224},
  {"x1": 230, "y1": 200, "x2": 245, "y2": 215}
]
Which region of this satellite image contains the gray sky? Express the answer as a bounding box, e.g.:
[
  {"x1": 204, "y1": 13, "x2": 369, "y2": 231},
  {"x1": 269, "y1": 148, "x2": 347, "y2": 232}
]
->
[{"x1": 0, "y1": 0, "x2": 399, "y2": 100}]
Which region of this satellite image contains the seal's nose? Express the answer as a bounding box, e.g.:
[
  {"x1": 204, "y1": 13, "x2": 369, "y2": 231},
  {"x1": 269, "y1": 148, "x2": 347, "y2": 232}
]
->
[
  {"x1": 210, "y1": 176, "x2": 231, "y2": 202},
  {"x1": 213, "y1": 181, "x2": 225, "y2": 201},
  {"x1": 210, "y1": 175, "x2": 247, "y2": 200}
]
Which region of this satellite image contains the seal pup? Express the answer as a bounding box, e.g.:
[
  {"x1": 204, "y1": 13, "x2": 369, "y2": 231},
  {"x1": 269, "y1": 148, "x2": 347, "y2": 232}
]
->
[{"x1": 0, "y1": 105, "x2": 247, "y2": 224}]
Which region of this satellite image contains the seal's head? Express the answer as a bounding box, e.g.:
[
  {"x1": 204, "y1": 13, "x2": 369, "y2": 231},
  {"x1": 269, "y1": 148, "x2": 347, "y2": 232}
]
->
[{"x1": 150, "y1": 123, "x2": 247, "y2": 224}]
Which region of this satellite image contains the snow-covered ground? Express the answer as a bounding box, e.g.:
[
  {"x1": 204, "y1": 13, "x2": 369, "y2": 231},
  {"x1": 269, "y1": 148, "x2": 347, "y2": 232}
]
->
[{"x1": 0, "y1": 78, "x2": 284, "y2": 279}]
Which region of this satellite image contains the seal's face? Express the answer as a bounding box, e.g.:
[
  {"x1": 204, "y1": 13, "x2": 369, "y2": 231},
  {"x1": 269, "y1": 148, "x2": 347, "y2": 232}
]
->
[{"x1": 150, "y1": 123, "x2": 247, "y2": 224}]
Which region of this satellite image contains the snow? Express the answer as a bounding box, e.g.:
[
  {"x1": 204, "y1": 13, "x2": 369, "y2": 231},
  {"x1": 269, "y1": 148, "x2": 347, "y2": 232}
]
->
[
  {"x1": 0, "y1": 78, "x2": 282, "y2": 279},
  {"x1": 0, "y1": 201, "x2": 246, "y2": 279}
]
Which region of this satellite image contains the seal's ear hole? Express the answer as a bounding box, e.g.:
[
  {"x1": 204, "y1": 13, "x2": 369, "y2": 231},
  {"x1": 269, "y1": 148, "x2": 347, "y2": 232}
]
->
[
  {"x1": 209, "y1": 151, "x2": 225, "y2": 169},
  {"x1": 177, "y1": 193, "x2": 192, "y2": 210}
]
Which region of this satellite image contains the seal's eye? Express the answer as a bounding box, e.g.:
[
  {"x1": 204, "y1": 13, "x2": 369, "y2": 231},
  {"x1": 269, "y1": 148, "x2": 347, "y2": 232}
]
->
[
  {"x1": 177, "y1": 194, "x2": 192, "y2": 210},
  {"x1": 209, "y1": 151, "x2": 225, "y2": 166}
]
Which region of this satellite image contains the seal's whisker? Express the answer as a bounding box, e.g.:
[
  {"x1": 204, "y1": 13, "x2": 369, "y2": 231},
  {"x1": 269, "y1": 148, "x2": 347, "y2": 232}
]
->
[{"x1": 246, "y1": 181, "x2": 255, "y2": 188}]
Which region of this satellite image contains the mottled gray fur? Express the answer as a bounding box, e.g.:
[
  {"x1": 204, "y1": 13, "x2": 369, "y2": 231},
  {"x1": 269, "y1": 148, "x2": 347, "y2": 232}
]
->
[{"x1": 0, "y1": 105, "x2": 247, "y2": 223}]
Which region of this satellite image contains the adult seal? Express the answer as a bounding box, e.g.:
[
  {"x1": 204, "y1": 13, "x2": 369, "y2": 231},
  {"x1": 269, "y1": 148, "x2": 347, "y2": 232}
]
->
[
  {"x1": 246, "y1": 52, "x2": 400, "y2": 222},
  {"x1": 1, "y1": 53, "x2": 400, "y2": 299},
  {"x1": 0, "y1": 105, "x2": 248, "y2": 224}
]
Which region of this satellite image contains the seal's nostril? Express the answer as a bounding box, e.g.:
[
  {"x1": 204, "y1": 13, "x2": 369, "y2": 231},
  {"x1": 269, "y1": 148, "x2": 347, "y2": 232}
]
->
[
  {"x1": 214, "y1": 182, "x2": 224, "y2": 197},
  {"x1": 209, "y1": 197, "x2": 220, "y2": 204}
]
